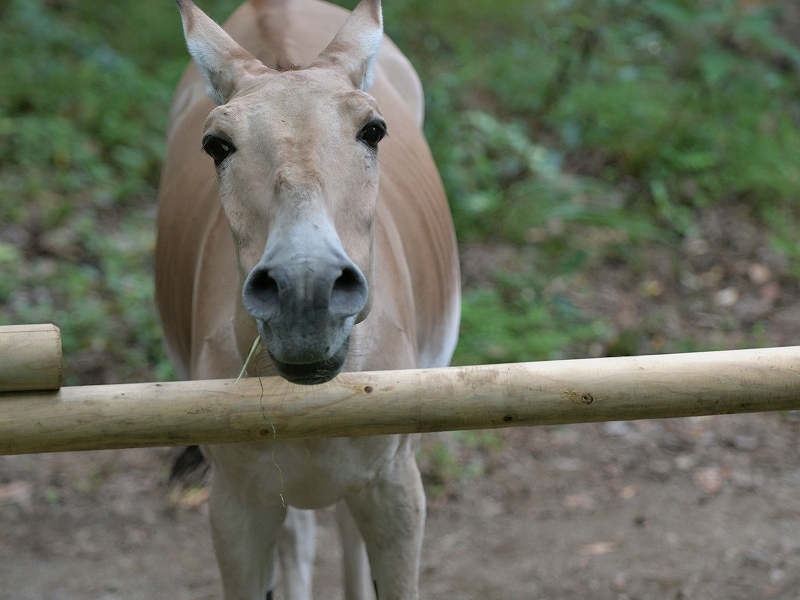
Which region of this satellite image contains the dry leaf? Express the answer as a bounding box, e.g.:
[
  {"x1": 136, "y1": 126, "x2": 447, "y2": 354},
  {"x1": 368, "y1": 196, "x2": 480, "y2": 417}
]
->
[
  {"x1": 564, "y1": 493, "x2": 596, "y2": 511},
  {"x1": 579, "y1": 541, "x2": 618, "y2": 556},
  {"x1": 169, "y1": 486, "x2": 210, "y2": 510},
  {"x1": 747, "y1": 263, "x2": 771, "y2": 285},
  {"x1": 715, "y1": 287, "x2": 739, "y2": 307},
  {"x1": 693, "y1": 467, "x2": 727, "y2": 495},
  {"x1": 0, "y1": 481, "x2": 32, "y2": 507}
]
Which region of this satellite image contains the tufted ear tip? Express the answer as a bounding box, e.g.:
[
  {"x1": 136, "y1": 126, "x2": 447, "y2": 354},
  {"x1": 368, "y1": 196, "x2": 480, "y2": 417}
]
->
[{"x1": 175, "y1": 0, "x2": 199, "y2": 35}]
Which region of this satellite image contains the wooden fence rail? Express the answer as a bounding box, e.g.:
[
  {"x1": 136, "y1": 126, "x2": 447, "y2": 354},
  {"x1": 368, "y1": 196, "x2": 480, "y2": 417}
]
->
[
  {"x1": 0, "y1": 324, "x2": 62, "y2": 393},
  {"x1": 1, "y1": 326, "x2": 799, "y2": 455}
]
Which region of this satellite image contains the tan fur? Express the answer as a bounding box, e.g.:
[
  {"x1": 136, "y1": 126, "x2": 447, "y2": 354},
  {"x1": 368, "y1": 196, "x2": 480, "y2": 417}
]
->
[
  {"x1": 157, "y1": 0, "x2": 457, "y2": 380},
  {"x1": 155, "y1": 1, "x2": 459, "y2": 597}
]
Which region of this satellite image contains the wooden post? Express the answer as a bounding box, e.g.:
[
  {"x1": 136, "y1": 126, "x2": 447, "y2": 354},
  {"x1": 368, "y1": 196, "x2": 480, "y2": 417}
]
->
[
  {"x1": 0, "y1": 324, "x2": 62, "y2": 393},
  {"x1": 2, "y1": 346, "x2": 800, "y2": 455}
]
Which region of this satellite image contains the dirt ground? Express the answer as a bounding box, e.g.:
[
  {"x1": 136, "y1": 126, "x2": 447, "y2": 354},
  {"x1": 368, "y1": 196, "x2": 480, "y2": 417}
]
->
[{"x1": 1, "y1": 411, "x2": 799, "y2": 600}]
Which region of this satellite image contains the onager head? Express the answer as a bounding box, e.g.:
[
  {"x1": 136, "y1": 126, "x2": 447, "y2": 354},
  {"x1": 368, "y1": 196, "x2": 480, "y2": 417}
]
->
[{"x1": 177, "y1": 0, "x2": 386, "y2": 384}]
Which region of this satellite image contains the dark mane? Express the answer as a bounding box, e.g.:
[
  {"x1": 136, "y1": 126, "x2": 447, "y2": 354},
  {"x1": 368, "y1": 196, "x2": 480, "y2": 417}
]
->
[
  {"x1": 275, "y1": 60, "x2": 303, "y2": 72},
  {"x1": 253, "y1": 0, "x2": 293, "y2": 68}
]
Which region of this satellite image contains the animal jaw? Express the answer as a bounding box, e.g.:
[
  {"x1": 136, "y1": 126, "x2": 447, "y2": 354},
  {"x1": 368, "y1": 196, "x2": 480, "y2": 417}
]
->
[{"x1": 266, "y1": 336, "x2": 351, "y2": 385}]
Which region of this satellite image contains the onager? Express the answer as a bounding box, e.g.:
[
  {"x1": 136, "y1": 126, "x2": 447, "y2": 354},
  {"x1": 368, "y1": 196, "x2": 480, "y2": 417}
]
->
[{"x1": 155, "y1": 0, "x2": 460, "y2": 598}]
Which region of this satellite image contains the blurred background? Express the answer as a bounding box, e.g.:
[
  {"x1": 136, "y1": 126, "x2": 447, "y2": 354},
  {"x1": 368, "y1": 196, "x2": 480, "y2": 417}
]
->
[
  {"x1": 3, "y1": 0, "x2": 800, "y2": 385},
  {"x1": 4, "y1": 2, "x2": 800, "y2": 597}
]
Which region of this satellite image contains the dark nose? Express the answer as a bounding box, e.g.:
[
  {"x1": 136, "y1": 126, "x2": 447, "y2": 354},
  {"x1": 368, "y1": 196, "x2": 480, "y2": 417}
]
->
[{"x1": 242, "y1": 260, "x2": 368, "y2": 323}]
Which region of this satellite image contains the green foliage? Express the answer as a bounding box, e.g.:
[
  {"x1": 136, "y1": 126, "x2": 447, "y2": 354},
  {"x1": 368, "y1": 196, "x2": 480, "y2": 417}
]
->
[
  {"x1": 385, "y1": 0, "x2": 800, "y2": 234},
  {"x1": 382, "y1": 0, "x2": 800, "y2": 362},
  {"x1": 417, "y1": 439, "x2": 461, "y2": 498},
  {"x1": 0, "y1": 0, "x2": 178, "y2": 383},
  {"x1": 438, "y1": 110, "x2": 664, "y2": 244},
  {"x1": 417, "y1": 430, "x2": 504, "y2": 498},
  {"x1": 455, "y1": 270, "x2": 608, "y2": 365},
  {"x1": 3, "y1": 0, "x2": 800, "y2": 384},
  {"x1": 452, "y1": 430, "x2": 504, "y2": 452}
]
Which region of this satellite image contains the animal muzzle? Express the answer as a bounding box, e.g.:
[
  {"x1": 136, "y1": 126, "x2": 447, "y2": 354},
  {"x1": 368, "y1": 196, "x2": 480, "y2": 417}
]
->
[{"x1": 242, "y1": 250, "x2": 368, "y2": 385}]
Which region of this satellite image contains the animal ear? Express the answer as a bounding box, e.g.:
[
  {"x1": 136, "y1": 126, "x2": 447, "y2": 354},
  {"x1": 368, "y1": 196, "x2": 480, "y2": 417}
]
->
[
  {"x1": 176, "y1": 0, "x2": 273, "y2": 104},
  {"x1": 313, "y1": 0, "x2": 383, "y2": 91}
]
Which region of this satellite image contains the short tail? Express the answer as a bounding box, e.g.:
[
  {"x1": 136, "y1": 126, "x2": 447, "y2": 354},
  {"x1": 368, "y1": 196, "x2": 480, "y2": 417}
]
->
[{"x1": 169, "y1": 445, "x2": 209, "y2": 484}]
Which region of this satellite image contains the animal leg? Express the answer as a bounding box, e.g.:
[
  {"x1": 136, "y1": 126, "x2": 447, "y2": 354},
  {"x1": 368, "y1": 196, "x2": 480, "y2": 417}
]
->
[
  {"x1": 336, "y1": 500, "x2": 374, "y2": 600},
  {"x1": 208, "y1": 477, "x2": 286, "y2": 600},
  {"x1": 345, "y1": 451, "x2": 425, "y2": 600},
  {"x1": 277, "y1": 507, "x2": 316, "y2": 600}
]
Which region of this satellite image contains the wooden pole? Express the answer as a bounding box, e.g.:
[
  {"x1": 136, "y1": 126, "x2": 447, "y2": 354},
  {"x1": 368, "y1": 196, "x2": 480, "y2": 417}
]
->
[
  {"x1": 2, "y1": 346, "x2": 800, "y2": 455},
  {"x1": 0, "y1": 324, "x2": 62, "y2": 393}
]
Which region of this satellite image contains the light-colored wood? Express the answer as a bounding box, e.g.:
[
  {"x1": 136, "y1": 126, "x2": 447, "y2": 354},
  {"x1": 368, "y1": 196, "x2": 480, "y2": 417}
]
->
[
  {"x1": 2, "y1": 346, "x2": 800, "y2": 455},
  {"x1": 0, "y1": 324, "x2": 62, "y2": 393}
]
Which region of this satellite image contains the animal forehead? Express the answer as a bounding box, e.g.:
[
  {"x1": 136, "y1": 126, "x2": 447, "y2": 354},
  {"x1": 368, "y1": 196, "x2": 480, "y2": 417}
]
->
[{"x1": 206, "y1": 69, "x2": 381, "y2": 131}]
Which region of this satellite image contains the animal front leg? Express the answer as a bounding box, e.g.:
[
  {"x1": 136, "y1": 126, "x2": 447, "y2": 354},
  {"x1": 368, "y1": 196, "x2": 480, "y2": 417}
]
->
[
  {"x1": 336, "y1": 500, "x2": 373, "y2": 600},
  {"x1": 278, "y1": 507, "x2": 316, "y2": 600},
  {"x1": 208, "y1": 477, "x2": 286, "y2": 600},
  {"x1": 345, "y1": 451, "x2": 425, "y2": 600}
]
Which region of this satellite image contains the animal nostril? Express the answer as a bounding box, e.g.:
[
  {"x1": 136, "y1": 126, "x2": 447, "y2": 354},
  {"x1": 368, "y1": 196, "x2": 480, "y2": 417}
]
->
[
  {"x1": 330, "y1": 266, "x2": 368, "y2": 316},
  {"x1": 335, "y1": 267, "x2": 362, "y2": 294},
  {"x1": 242, "y1": 267, "x2": 281, "y2": 319}
]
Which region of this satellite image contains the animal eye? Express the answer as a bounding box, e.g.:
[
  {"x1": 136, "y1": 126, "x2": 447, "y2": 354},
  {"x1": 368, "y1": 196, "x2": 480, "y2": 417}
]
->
[
  {"x1": 202, "y1": 135, "x2": 236, "y2": 166},
  {"x1": 357, "y1": 121, "x2": 387, "y2": 150}
]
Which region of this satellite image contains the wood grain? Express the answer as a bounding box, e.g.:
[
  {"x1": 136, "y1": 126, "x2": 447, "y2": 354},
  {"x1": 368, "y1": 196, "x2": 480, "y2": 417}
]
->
[
  {"x1": 2, "y1": 346, "x2": 800, "y2": 454},
  {"x1": 0, "y1": 324, "x2": 62, "y2": 393}
]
